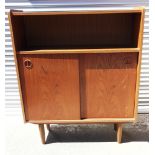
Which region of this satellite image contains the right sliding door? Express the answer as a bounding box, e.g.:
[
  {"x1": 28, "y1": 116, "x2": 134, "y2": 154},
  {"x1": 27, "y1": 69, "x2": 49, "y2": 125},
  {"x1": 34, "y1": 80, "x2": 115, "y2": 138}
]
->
[{"x1": 80, "y1": 53, "x2": 138, "y2": 118}]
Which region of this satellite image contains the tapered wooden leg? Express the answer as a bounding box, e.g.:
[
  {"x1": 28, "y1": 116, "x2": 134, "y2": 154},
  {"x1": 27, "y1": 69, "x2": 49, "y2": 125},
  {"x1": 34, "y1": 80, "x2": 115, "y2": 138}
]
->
[
  {"x1": 116, "y1": 124, "x2": 122, "y2": 143},
  {"x1": 38, "y1": 124, "x2": 45, "y2": 144},
  {"x1": 46, "y1": 124, "x2": 50, "y2": 131},
  {"x1": 114, "y1": 124, "x2": 117, "y2": 131}
]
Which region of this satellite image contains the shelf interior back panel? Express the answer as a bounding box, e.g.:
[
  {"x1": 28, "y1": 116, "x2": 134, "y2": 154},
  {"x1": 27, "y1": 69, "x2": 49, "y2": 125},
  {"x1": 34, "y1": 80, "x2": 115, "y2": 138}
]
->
[{"x1": 11, "y1": 12, "x2": 141, "y2": 51}]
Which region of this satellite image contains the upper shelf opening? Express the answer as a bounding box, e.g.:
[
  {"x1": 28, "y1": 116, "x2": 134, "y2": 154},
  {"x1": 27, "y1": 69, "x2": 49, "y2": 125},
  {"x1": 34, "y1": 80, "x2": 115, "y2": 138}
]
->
[{"x1": 10, "y1": 12, "x2": 142, "y2": 52}]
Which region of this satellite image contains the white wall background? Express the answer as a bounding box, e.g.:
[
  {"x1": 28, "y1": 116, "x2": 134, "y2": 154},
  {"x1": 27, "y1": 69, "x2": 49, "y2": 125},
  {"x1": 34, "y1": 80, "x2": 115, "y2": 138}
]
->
[{"x1": 5, "y1": 0, "x2": 149, "y2": 116}]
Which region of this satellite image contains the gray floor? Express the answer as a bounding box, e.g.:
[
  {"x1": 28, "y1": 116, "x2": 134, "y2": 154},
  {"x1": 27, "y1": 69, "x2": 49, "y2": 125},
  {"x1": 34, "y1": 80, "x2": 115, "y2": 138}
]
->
[{"x1": 5, "y1": 114, "x2": 149, "y2": 155}]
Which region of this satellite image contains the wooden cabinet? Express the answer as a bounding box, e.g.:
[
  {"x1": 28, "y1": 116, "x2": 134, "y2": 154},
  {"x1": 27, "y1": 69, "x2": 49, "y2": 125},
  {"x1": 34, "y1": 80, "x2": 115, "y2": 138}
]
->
[{"x1": 8, "y1": 8, "x2": 145, "y2": 144}]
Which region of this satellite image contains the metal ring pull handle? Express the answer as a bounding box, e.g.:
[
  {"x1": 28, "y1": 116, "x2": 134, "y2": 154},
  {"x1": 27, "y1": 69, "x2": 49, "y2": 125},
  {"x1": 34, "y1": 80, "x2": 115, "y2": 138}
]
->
[{"x1": 24, "y1": 59, "x2": 33, "y2": 69}]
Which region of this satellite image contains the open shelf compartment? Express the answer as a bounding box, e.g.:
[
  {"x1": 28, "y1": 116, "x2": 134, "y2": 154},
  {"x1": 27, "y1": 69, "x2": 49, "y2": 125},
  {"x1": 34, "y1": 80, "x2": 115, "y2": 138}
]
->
[{"x1": 10, "y1": 11, "x2": 142, "y2": 53}]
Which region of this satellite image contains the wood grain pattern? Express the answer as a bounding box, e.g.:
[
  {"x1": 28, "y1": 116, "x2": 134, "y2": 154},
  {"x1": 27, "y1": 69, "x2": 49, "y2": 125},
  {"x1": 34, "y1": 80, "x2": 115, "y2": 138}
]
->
[
  {"x1": 80, "y1": 53, "x2": 138, "y2": 118},
  {"x1": 17, "y1": 54, "x2": 80, "y2": 121}
]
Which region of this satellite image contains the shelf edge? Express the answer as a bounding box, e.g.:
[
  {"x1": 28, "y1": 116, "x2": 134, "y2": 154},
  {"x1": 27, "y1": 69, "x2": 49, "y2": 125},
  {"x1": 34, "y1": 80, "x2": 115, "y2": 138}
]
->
[
  {"x1": 17, "y1": 48, "x2": 140, "y2": 55},
  {"x1": 11, "y1": 9, "x2": 143, "y2": 16}
]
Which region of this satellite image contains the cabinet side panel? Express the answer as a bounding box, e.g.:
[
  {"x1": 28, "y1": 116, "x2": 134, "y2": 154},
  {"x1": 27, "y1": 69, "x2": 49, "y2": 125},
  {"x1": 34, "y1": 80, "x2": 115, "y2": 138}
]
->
[
  {"x1": 134, "y1": 9, "x2": 145, "y2": 121},
  {"x1": 17, "y1": 54, "x2": 80, "y2": 120},
  {"x1": 8, "y1": 12, "x2": 27, "y2": 122},
  {"x1": 80, "y1": 53, "x2": 138, "y2": 118}
]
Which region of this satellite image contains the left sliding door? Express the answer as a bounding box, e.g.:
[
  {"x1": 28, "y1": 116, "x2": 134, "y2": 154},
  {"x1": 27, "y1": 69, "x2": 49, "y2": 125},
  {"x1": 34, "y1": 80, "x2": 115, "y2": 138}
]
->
[{"x1": 17, "y1": 54, "x2": 80, "y2": 121}]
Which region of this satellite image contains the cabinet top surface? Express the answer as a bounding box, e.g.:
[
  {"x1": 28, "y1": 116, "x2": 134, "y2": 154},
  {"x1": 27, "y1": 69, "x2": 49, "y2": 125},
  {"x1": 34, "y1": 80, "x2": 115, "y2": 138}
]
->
[{"x1": 10, "y1": 7, "x2": 144, "y2": 16}]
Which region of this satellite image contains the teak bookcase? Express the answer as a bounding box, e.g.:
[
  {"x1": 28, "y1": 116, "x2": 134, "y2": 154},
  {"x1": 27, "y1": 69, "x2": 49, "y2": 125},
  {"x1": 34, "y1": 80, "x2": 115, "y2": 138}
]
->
[{"x1": 9, "y1": 8, "x2": 145, "y2": 144}]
